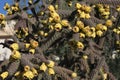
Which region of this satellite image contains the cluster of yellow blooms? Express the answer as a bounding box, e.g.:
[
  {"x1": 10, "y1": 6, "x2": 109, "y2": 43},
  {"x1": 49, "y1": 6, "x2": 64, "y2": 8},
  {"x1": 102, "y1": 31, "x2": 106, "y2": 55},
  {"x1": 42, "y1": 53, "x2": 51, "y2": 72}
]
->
[
  {"x1": 0, "y1": 13, "x2": 6, "y2": 27},
  {"x1": 113, "y1": 27, "x2": 120, "y2": 35},
  {"x1": 96, "y1": 4, "x2": 110, "y2": 19},
  {"x1": 75, "y1": 3, "x2": 91, "y2": 19},
  {"x1": 4, "y1": 2, "x2": 19, "y2": 15},
  {"x1": 40, "y1": 60, "x2": 55, "y2": 75}
]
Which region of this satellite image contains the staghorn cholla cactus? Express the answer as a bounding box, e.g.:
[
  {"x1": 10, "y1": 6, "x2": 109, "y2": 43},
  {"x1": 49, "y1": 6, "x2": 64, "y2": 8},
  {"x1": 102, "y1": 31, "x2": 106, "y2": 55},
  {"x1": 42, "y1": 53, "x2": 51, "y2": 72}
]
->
[{"x1": 0, "y1": 0, "x2": 120, "y2": 80}]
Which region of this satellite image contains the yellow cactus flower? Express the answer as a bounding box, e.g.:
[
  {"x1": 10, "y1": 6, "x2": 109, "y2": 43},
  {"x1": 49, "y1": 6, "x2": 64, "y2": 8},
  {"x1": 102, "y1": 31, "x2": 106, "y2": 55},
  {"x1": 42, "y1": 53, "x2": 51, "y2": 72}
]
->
[
  {"x1": 10, "y1": 43, "x2": 19, "y2": 50},
  {"x1": 82, "y1": 26, "x2": 90, "y2": 33},
  {"x1": 76, "y1": 21, "x2": 84, "y2": 29},
  {"x1": 61, "y1": 19, "x2": 69, "y2": 27},
  {"x1": 50, "y1": 12, "x2": 61, "y2": 22},
  {"x1": 7, "y1": 9, "x2": 12, "y2": 15},
  {"x1": 113, "y1": 28, "x2": 117, "y2": 33},
  {"x1": 0, "y1": 71, "x2": 8, "y2": 79},
  {"x1": 116, "y1": 30, "x2": 120, "y2": 34},
  {"x1": 98, "y1": 8, "x2": 105, "y2": 13},
  {"x1": 14, "y1": 71, "x2": 21, "y2": 77},
  {"x1": 0, "y1": 13, "x2": 5, "y2": 20},
  {"x1": 1, "y1": 20, "x2": 6, "y2": 26},
  {"x1": 102, "y1": 25, "x2": 107, "y2": 31},
  {"x1": 68, "y1": 1, "x2": 72, "y2": 7},
  {"x1": 24, "y1": 65, "x2": 30, "y2": 72},
  {"x1": 79, "y1": 11, "x2": 86, "y2": 19},
  {"x1": 48, "y1": 68, "x2": 55, "y2": 75},
  {"x1": 4, "y1": 3, "x2": 10, "y2": 10},
  {"x1": 40, "y1": 63, "x2": 47, "y2": 72},
  {"x1": 116, "y1": 5, "x2": 120, "y2": 12},
  {"x1": 96, "y1": 24, "x2": 103, "y2": 30},
  {"x1": 83, "y1": 55, "x2": 88, "y2": 59},
  {"x1": 71, "y1": 72, "x2": 77, "y2": 78},
  {"x1": 90, "y1": 27, "x2": 96, "y2": 32},
  {"x1": 79, "y1": 33, "x2": 85, "y2": 38},
  {"x1": 84, "y1": 6, "x2": 91, "y2": 13},
  {"x1": 77, "y1": 41, "x2": 84, "y2": 49},
  {"x1": 105, "y1": 20, "x2": 113, "y2": 27},
  {"x1": 29, "y1": 49, "x2": 35, "y2": 54},
  {"x1": 11, "y1": 50, "x2": 21, "y2": 59},
  {"x1": 54, "y1": 23, "x2": 62, "y2": 31},
  {"x1": 11, "y1": 6, "x2": 19, "y2": 12},
  {"x1": 22, "y1": 71, "x2": 34, "y2": 79},
  {"x1": 85, "y1": 13, "x2": 91, "y2": 19},
  {"x1": 75, "y1": 3, "x2": 81, "y2": 9},
  {"x1": 31, "y1": 68, "x2": 38, "y2": 76},
  {"x1": 47, "y1": 60, "x2": 55, "y2": 68},
  {"x1": 101, "y1": 11, "x2": 110, "y2": 16},
  {"x1": 48, "y1": 5, "x2": 55, "y2": 11},
  {"x1": 86, "y1": 31, "x2": 92, "y2": 37},
  {"x1": 73, "y1": 26, "x2": 79, "y2": 33},
  {"x1": 30, "y1": 39, "x2": 39, "y2": 48},
  {"x1": 96, "y1": 30, "x2": 103, "y2": 37}
]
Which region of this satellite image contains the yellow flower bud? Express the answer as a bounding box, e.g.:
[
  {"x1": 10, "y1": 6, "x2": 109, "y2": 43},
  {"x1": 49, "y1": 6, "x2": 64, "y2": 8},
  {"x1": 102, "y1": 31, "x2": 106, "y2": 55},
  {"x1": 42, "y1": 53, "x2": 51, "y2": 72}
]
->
[
  {"x1": 90, "y1": 27, "x2": 96, "y2": 32},
  {"x1": 51, "y1": 12, "x2": 61, "y2": 22},
  {"x1": 54, "y1": 23, "x2": 62, "y2": 31},
  {"x1": 73, "y1": 26, "x2": 79, "y2": 33},
  {"x1": 24, "y1": 65, "x2": 30, "y2": 72},
  {"x1": 11, "y1": 50, "x2": 21, "y2": 59},
  {"x1": 83, "y1": 55, "x2": 88, "y2": 59},
  {"x1": 71, "y1": 72, "x2": 77, "y2": 78},
  {"x1": 49, "y1": 25, "x2": 54, "y2": 30},
  {"x1": 103, "y1": 73, "x2": 107, "y2": 80},
  {"x1": 22, "y1": 71, "x2": 34, "y2": 79},
  {"x1": 29, "y1": 49, "x2": 35, "y2": 54},
  {"x1": 4, "y1": 3, "x2": 10, "y2": 10},
  {"x1": 0, "y1": 71, "x2": 8, "y2": 79},
  {"x1": 48, "y1": 68, "x2": 55, "y2": 75},
  {"x1": 48, "y1": 5, "x2": 55, "y2": 11},
  {"x1": 1, "y1": 20, "x2": 6, "y2": 27},
  {"x1": 40, "y1": 63, "x2": 47, "y2": 72},
  {"x1": 96, "y1": 30, "x2": 103, "y2": 37},
  {"x1": 28, "y1": 0, "x2": 33, "y2": 4},
  {"x1": 116, "y1": 30, "x2": 120, "y2": 34},
  {"x1": 48, "y1": 17, "x2": 54, "y2": 23},
  {"x1": 10, "y1": 43, "x2": 19, "y2": 50},
  {"x1": 30, "y1": 39, "x2": 39, "y2": 48},
  {"x1": 38, "y1": 30, "x2": 44, "y2": 36},
  {"x1": 75, "y1": 3, "x2": 81, "y2": 9},
  {"x1": 44, "y1": 33, "x2": 48, "y2": 37},
  {"x1": 47, "y1": 60, "x2": 55, "y2": 68},
  {"x1": 85, "y1": 13, "x2": 91, "y2": 19},
  {"x1": 91, "y1": 32, "x2": 96, "y2": 38},
  {"x1": 105, "y1": 20, "x2": 113, "y2": 27},
  {"x1": 14, "y1": 71, "x2": 21, "y2": 77},
  {"x1": 77, "y1": 41, "x2": 84, "y2": 49},
  {"x1": 61, "y1": 19, "x2": 69, "y2": 27},
  {"x1": 55, "y1": 4, "x2": 58, "y2": 10}
]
